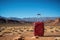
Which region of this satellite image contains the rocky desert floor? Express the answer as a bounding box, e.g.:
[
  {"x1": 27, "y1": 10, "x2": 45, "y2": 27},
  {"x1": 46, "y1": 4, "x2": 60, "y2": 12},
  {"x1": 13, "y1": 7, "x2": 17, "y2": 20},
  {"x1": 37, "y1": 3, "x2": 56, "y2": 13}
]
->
[{"x1": 0, "y1": 24, "x2": 60, "y2": 40}]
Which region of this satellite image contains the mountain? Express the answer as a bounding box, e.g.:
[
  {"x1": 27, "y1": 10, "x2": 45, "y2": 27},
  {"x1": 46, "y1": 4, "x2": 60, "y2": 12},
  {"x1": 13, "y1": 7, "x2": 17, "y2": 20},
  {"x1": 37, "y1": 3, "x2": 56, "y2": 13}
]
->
[
  {"x1": 0, "y1": 16, "x2": 60, "y2": 25},
  {"x1": 52, "y1": 18, "x2": 60, "y2": 26},
  {"x1": 22, "y1": 17, "x2": 58, "y2": 22},
  {"x1": 44, "y1": 18, "x2": 60, "y2": 26}
]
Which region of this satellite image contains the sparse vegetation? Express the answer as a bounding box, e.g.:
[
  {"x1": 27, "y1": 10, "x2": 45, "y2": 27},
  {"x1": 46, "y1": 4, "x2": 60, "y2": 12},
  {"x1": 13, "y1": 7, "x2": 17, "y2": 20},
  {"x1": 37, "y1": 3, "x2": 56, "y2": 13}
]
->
[{"x1": 0, "y1": 23, "x2": 60, "y2": 40}]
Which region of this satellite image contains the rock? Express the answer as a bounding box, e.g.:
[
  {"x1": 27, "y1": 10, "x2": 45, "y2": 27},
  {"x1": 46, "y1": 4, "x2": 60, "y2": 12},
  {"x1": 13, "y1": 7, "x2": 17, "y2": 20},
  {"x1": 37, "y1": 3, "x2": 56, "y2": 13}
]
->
[
  {"x1": 18, "y1": 36, "x2": 24, "y2": 40},
  {"x1": 0, "y1": 35, "x2": 3, "y2": 37}
]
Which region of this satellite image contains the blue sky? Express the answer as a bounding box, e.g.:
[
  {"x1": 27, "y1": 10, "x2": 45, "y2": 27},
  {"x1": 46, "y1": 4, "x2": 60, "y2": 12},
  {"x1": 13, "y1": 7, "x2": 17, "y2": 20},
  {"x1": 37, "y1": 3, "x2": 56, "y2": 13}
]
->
[{"x1": 0, "y1": 0, "x2": 60, "y2": 18}]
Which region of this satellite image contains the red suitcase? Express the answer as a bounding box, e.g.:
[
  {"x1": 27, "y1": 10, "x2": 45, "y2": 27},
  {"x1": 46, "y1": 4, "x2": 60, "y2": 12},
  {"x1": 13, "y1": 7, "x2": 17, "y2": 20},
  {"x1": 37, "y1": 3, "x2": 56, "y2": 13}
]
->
[{"x1": 34, "y1": 22, "x2": 44, "y2": 36}]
